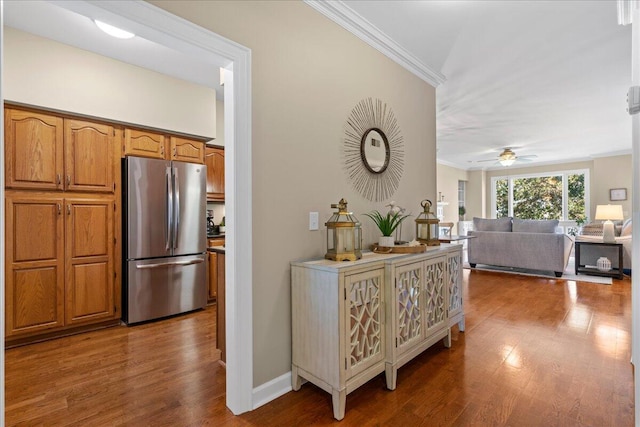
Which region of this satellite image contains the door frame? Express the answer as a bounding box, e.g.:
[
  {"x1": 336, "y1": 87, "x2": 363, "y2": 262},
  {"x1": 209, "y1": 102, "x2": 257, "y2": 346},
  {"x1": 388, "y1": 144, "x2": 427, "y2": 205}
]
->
[{"x1": 0, "y1": 0, "x2": 254, "y2": 416}]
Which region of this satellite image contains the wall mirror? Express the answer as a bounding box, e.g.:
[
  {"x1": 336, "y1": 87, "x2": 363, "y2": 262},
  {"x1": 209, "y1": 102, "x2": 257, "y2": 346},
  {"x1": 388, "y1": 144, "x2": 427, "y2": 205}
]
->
[
  {"x1": 361, "y1": 128, "x2": 389, "y2": 174},
  {"x1": 344, "y1": 98, "x2": 404, "y2": 201}
]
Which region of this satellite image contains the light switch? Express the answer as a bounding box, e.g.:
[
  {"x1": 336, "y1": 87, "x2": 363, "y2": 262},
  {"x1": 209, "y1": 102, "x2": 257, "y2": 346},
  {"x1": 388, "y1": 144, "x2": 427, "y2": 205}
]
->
[{"x1": 309, "y1": 212, "x2": 319, "y2": 230}]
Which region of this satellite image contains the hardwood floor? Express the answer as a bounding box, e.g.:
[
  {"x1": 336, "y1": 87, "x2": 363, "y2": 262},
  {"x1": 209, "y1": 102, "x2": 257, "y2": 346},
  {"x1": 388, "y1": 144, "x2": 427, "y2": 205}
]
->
[{"x1": 6, "y1": 270, "x2": 634, "y2": 426}]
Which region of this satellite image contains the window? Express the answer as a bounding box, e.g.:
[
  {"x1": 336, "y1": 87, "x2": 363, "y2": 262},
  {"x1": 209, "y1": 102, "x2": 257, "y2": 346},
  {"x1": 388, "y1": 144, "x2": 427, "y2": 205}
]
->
[
  {"x1": 458, "y1": 180, "x2": 466, "y2": 209},
  {"x1": 492, "y1": 170, "x2": 589, "y2": 221}
]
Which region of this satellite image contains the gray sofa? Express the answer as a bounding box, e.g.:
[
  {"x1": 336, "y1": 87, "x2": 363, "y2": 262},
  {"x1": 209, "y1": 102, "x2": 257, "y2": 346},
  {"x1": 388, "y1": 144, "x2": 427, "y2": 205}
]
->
[{"x1": 468, "y1": 217, "x2": 574, "y2": 277}]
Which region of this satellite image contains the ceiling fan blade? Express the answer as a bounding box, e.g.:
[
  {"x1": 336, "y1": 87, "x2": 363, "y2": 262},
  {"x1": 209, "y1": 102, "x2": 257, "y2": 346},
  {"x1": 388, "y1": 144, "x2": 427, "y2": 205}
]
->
[
  {"x1": 517, "y1": 154, "x2": 538, "y2": 159},
  {"x1": 476, "y1": 158, "x2": 499, "y2": 163}
]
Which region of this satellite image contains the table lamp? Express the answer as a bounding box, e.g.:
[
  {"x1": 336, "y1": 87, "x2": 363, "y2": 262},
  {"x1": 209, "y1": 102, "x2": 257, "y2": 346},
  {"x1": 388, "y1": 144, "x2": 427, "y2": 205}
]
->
[{"x1": 594, "y1": 204, "x2": 624, "y2": 243}]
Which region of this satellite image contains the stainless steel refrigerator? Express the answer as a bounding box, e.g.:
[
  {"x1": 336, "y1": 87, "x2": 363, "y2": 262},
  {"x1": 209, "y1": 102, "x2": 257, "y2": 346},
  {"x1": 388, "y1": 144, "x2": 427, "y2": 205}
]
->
[{"x1": 123, "y1": 156, "x2": 207, "y2": 324}]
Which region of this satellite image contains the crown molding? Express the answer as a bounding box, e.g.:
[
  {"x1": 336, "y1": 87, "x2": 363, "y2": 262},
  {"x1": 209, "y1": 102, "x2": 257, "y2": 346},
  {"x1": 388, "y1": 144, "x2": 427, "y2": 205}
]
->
[{"x1": 304, "y1": 0, "x2": 446, "y2": 88}]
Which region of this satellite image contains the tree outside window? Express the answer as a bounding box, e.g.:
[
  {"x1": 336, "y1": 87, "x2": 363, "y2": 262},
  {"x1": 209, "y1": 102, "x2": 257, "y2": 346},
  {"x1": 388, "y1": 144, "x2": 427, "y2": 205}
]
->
[{"x1": 493, "y1": 171, "x2": 587, "y2": 221}]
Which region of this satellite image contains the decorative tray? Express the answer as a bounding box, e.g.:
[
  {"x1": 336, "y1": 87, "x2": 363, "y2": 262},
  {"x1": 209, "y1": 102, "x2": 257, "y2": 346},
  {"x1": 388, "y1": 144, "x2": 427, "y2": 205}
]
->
[{"x1": 370, "y1": 243, "x2": 427, "y2": 254}]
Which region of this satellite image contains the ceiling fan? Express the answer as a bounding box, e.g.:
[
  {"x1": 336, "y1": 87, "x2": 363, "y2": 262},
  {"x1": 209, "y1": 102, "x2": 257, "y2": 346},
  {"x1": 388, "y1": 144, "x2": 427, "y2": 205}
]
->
[{"x1": 477, "y1": 148, "x2": 537, "y2": 166}]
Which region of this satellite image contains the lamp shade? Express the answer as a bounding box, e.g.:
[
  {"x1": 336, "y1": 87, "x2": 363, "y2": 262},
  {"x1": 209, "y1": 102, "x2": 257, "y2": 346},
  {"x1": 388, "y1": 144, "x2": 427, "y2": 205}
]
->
[{"x1": 594, "y1": 204, "x2": 624, "y2": 221}]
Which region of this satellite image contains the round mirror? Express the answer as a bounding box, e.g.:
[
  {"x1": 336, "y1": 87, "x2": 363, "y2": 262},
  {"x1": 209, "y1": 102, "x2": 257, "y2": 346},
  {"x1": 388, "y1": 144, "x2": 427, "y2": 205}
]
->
[{"x1": 360, "y1": 128, "x2": 390, "y2": 174}]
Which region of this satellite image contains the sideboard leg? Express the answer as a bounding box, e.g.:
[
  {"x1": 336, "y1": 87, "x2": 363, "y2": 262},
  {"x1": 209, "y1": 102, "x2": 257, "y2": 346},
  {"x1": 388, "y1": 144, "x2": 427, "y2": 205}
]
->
[
  {"x1": 332, "y1": 388, "x2": 346, "y2": 420},
  {"x1": 458, "y1": 316, "x2": 466, "y2": 332},
  {"x1": 385, "y1": 363, "x2": 397, "y2": 390},
  {"x1": 443, "y1": 329, "x2": 452, "y2": 348},
  {"x1": 291, "y1": 365, "x2": 302, "y2": 391}
]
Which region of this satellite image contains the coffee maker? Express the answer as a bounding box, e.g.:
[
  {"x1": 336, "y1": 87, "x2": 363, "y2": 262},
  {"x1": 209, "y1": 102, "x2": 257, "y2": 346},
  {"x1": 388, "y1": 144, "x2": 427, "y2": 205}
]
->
[{"x1": 207, "y1": 210, "x2": 216, "y2": 236}]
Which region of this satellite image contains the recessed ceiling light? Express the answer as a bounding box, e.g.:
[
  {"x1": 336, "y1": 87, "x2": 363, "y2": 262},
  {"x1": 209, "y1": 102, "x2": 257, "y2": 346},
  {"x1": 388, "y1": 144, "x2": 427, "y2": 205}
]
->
[{"x1": 94, "y1": 20, "x2": 135, "y2": 39}]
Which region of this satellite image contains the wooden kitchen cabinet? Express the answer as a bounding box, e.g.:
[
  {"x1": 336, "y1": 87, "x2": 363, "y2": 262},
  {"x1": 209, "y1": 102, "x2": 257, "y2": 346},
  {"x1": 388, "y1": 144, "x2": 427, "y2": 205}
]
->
[
  {"x1": 65, "y1": 198, "x2": 115, "y2": 325},
  {"x1": 4, "y1": 105, "x2": 121, "y2": 345},
  {"x1": 5, "y1": 194, "x2": 117, "y2": 338},
  {"x1": 208, "y1": 251, "x2": 218, "y2": 301},
  {"x1": 5, "y1": 194, "x2": 65, "y2": 336},
  {"x1": 4, "y1": 109, "x2": 116, "y2": 194},
  {"x1": 205, "y1": 146, "x2": 225, "y2": 201},
  {"x1": 65, "y1": 119, "x2": 115, "y2": 193},
  {"x1": 170, "y1": 136, "x2": 205, "y2": 164},
  {"x1": 4, "y1": 108, "x2": 64, "y2": 191},
  {"x1": 123, "y1": 128, "x2": 166, "y2": 160}
]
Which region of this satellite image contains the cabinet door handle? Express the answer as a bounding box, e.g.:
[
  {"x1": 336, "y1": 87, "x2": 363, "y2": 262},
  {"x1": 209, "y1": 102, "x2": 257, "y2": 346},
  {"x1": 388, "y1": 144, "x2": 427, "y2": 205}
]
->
[
  {"x1": 57, "y1": 203, "x2": 61, "y2": 215},
  {"x1": 56, "y1": 173, "x2": 61, "y2": 185},
  {"x1": 66, "y1": 175, "x2": 71, "y2": 186},
  {"x1": 67, "y1": 204, "x2": 71, "y2": 215}
]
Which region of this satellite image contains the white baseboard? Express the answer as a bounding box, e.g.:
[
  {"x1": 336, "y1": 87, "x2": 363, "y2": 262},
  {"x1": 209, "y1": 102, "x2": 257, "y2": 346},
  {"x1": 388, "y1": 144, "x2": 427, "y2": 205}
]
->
[{"x1": 252, "y1": 371, "x2": 292, "y2": 410}]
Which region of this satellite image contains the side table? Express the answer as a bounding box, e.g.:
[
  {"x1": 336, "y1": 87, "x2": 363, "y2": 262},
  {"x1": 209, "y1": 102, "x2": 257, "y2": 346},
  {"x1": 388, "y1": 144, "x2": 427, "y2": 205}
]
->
[{"x1": 574, "y1": 241, "x2": 624, "y2": 280}]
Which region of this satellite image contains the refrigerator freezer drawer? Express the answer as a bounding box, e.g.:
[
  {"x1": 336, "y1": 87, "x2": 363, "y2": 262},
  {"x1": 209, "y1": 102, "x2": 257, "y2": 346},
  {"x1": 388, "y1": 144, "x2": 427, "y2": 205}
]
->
[{"x1": 125, "y1": 254, "x2": 207, "y2": 324}]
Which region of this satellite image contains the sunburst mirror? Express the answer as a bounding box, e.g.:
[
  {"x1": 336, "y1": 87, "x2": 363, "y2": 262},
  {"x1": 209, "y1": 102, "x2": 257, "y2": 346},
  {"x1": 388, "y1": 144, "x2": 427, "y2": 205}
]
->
[{"x1": 344, "y1": 98, "x2": 404, "y2": 201}]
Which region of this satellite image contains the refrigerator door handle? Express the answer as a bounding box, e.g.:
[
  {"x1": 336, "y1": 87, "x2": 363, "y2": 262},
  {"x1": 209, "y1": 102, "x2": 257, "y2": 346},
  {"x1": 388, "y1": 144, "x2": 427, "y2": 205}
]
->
[
  {"x1": 135, "y1": 258, "x2": 205, "y2": 269},
  {"x1": 166, "y1": 167, "x2": 173, "y2": 251},
  {"x1": 173, "y1": 166, "x2": 180, "y2": 249}
]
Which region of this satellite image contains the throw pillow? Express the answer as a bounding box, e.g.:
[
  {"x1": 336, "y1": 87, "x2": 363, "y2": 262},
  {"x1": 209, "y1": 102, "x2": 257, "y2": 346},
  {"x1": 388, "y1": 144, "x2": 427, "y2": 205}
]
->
[
  {"x1": 472, "y1": 217, "x2": 512, "y2": 232},
  {"x1": 580, "y1": 222, "x2": 603, "y2": 236},
  {"x1": 621, "y1": 219, "x2": 632, "y2": 237},
  {"x1": 512, "y1": 218, "x2": 559, "y2": 233}
]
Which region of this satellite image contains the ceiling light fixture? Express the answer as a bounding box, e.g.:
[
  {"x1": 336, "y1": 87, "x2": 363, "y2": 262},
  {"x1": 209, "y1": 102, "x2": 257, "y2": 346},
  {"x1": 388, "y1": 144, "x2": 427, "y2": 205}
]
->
[
  {"x1": 94, "y1": 20, "x2": 135, "y2": 39},
  {"x1": 498, "y1": 148, "x2": 517, "y2": 166}
]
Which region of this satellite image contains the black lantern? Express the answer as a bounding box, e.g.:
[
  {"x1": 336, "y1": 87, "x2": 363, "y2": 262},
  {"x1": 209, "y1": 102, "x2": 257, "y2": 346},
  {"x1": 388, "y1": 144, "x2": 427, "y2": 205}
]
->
[
  {"x1": 415, "y1": 199, "x2": 440, "y2": 246},
  {"x1": 325, "y1": 198, "x2": 362, "y2": 261}
]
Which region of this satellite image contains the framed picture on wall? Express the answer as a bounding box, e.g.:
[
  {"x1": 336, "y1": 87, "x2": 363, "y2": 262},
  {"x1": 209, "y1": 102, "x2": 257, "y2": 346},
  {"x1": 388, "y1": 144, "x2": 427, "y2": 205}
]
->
[{"x1": 610, "y1": 188, "x2": 627, "y2": 201}]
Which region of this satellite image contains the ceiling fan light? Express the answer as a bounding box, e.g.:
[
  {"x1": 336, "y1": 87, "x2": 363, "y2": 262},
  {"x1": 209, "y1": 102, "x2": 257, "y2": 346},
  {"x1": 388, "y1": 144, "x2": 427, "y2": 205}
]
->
[
  {"x1": 499, "y1": 158, "x2": 515, "y2": 166},
  {"x1": 94, "y1": 20, "x2": 135, "y2": 39}
]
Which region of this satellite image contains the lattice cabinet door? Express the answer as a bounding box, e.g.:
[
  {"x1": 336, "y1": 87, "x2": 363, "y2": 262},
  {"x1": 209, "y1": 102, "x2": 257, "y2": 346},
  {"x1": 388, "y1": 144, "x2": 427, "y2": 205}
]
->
[
  {"x1": 393, "y1": 262, "x2": 424, "y2": 356},
  {"x1": 424, "y1": 256, "x2": 447, "y2": 336},
  {"x1": 446, "y1": 250, "x2": 464, "y2": 330},
  {"x1": 344, "y1": 268, "x2": 385, "y2": 379}
]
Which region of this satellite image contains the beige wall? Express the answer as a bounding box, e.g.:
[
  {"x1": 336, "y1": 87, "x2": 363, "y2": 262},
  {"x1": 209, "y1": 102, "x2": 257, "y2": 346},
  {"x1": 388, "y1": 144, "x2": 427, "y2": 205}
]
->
[
  {"x1": 3, "y1": 27, "x2": 216, "y2": 138},
  {"x1": 592, "y1": 155, "x2": 632, "y2": 219},
  {"x1": 436, "y1": 163, "x2": 468, "y2": 223},
  {"x1": 151, "y1": 1, "x2": 437, "y2": 386},
  {"x1": 449, "y1": 155, "x2": 631, "y2": 220}
]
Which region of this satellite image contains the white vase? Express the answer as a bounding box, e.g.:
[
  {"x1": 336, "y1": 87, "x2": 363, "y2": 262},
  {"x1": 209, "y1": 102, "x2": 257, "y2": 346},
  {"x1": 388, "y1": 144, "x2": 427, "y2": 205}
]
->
[{"x1": 378, "y1": 236, "x2": 395, "y2": 247}]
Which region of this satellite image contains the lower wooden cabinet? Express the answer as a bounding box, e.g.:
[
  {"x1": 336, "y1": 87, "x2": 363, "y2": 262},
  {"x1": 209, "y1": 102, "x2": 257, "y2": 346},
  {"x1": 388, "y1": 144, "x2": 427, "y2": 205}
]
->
[
  {"x1": 208, "y1": 251, "x2": 218, "y2": 301},
  {"x1": 5, "y1": 192, "x2": 118, "y2": 341},
  {"x1": 291, "y1": 245, "x2": 464, "y2": 420}
]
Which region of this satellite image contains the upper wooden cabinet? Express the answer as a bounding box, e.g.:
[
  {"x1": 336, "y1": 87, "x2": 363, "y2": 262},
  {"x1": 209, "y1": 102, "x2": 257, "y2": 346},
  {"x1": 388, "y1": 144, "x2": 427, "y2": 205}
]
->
[
  {"x1": 4, "y1": 109, "x2": 64, "y2": 190},
  {"x1": 65, "y1": 119, "x2": 115, "y2": 193},
  {"x1": 124, "y1": 129, "x2": 166, "y2": 160},
  {"x1": 205, "y1": 146, "x2": 225, "y2": 201},
  {"x1": 123, "y1": 131, "x2": 205, "y2": 165},
  {"x1": 171, "y1": 136, "x2": 205, "y2": 164},
  {"x1": 4, "y1": 109, "x2": 116, "y2": 193}
]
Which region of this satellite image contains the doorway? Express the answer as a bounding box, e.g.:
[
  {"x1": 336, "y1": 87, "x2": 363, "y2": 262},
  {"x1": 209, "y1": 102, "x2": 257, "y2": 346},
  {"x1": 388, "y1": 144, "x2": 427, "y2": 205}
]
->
[{"x1": 0, "y1": 0, "x2": 253, "y2": 416}]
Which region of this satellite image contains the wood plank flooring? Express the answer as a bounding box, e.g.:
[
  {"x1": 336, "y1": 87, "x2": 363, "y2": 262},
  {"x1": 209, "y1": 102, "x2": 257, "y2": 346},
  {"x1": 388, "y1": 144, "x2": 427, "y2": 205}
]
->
[{"x1": 6, "y1": 270, "x2": 634, "y2": 426}]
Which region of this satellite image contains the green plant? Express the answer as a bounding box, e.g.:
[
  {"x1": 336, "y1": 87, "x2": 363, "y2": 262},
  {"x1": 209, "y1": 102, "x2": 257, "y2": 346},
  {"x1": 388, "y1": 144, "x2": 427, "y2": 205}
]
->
[
  {"x1": 220, "y1": 216, "x2": 225, "y2": 226},
  {"x1": 364, "y1": 210, "x2": 410, "y2": 236},
  {"x1": 458, "y1": 206, "x2": 466, "y2": 217}
]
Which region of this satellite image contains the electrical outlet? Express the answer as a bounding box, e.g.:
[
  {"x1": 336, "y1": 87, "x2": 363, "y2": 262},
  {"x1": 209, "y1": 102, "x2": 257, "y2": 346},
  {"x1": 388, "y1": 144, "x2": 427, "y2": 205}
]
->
[{"x1": 309, "y1": 212, "x2": 319, "y2": 230}]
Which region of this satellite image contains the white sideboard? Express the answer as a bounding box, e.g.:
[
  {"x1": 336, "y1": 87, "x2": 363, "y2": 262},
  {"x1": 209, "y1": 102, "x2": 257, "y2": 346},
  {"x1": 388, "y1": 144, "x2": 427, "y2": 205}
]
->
[{"x1": 291, "y1": 245, "x2": 464, "y2": 420}]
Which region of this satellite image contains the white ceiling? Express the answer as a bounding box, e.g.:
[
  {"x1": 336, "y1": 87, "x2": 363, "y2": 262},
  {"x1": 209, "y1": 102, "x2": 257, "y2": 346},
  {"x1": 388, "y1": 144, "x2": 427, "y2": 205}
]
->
[
  {"x1": 3, "y1": 1, "x2": 633, "y2": 170},
  {"x1": 2, "y1": 0, "x2": 225, "y2": 97},
  {"x1": 343, "y1": 0, "x2": 632, "y2": 170}
]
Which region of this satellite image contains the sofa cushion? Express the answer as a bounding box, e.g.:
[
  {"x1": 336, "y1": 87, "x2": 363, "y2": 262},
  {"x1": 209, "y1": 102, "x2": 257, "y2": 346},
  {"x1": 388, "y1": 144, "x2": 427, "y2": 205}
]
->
[
  {"x1": 473, "y1": 217, "x2": 512, "y2": 232},
  {"x1": 512, "y1": 218, "x2": 559, "y2": 233}
]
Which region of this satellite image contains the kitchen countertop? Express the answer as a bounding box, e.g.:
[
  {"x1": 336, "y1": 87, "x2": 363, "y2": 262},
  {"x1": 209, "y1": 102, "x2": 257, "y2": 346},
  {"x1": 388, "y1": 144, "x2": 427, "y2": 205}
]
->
[
  {"x1": 208, "y1": 246, "x2": 225, "y2": 254},
  {"x1": 207, "y1": 233, "x2": 226, "y2": 239}
]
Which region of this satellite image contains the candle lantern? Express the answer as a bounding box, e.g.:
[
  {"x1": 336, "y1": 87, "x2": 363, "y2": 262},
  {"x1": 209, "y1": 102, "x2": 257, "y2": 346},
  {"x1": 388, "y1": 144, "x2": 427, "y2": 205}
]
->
[
  {"x1": 415, "y1": 199, "x2": 440, "y2": 246},
  {"x1": 325, "y1": 198, "x2": 362, "y2": 261}
]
